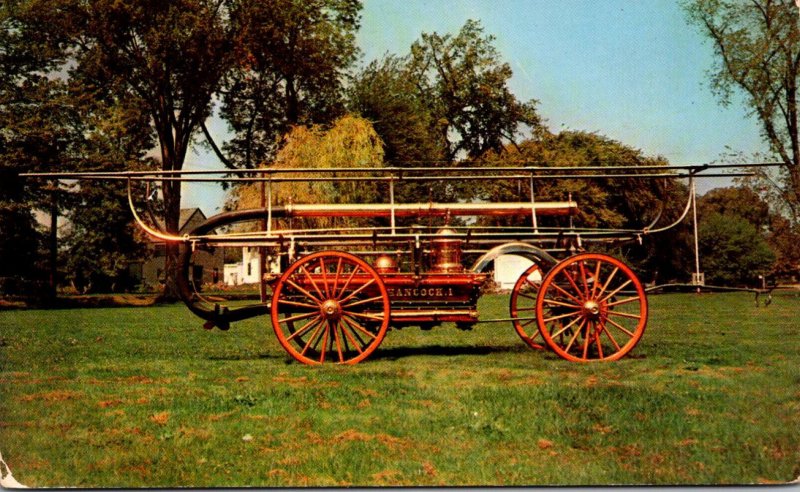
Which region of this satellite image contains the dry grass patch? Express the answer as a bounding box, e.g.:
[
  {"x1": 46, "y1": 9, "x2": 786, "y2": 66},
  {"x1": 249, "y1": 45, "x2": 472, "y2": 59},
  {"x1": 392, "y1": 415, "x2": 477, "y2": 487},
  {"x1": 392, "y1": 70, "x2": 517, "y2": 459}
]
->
[
  {"x1": 19, "y1": 389, "x2": 83, "y2": 402},
  {"x1": 149, "y1": 411, "x2": 170, "y2": 425}
]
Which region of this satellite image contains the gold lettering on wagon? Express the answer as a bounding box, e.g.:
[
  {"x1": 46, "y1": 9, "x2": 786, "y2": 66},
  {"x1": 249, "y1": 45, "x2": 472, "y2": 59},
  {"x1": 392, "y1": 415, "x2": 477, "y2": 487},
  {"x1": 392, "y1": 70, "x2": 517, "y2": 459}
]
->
[{"x1": 386, "y1": 287, "x2": 455, "y2": 298}]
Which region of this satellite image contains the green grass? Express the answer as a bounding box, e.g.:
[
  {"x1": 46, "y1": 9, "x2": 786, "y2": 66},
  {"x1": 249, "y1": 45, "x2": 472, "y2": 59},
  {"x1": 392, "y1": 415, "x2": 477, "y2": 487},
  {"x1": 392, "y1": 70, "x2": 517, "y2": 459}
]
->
[{"x1": 1, "y1": 292, "x2": 798, "y2": 486}]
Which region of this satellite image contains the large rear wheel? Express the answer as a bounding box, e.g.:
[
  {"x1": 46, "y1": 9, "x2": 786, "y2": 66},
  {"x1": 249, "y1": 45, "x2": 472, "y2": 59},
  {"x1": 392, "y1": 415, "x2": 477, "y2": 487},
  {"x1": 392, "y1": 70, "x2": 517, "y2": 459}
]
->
[{"x1": 535, "y1": 253, "x2": 647, "y2": 362}]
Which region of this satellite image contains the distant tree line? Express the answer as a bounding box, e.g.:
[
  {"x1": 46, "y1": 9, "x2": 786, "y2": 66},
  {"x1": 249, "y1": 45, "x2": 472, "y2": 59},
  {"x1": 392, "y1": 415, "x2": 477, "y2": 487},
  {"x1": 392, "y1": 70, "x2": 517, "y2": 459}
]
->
[{"x1": 1, "y1": 0, "x2": 797, "y2": 299}]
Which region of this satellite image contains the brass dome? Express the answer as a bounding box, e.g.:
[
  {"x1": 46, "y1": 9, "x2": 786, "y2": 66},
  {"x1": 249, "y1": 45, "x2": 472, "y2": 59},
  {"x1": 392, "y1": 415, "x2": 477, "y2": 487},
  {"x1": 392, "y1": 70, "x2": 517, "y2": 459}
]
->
[{"x1": 374, "y1": 255, "x2": 398, "y2": 273}]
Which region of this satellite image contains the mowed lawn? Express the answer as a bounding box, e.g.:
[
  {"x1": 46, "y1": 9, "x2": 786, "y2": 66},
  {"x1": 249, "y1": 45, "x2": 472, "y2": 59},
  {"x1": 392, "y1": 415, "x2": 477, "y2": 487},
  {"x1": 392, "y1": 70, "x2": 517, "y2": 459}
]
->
[{"x1": 0, "y1": 292, "x2": 798, "y2": 487}]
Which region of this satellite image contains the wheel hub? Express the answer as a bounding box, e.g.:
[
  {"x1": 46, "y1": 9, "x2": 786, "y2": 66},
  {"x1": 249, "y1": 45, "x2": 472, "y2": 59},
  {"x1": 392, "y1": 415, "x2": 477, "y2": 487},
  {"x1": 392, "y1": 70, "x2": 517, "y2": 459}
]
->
[
  {"x1": 583, "y1": 300, "x2": 602, "y2": 319},
  {"x1": 320, "y1": 299, "x2": 342, "y2": 320}
]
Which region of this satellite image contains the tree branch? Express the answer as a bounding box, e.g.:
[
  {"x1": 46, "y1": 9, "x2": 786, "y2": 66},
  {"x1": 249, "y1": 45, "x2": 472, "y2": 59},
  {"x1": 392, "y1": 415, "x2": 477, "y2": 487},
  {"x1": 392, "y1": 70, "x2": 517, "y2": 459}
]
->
[{"x1": 200, "y1": 119, "x2": 235, "y2": 169}]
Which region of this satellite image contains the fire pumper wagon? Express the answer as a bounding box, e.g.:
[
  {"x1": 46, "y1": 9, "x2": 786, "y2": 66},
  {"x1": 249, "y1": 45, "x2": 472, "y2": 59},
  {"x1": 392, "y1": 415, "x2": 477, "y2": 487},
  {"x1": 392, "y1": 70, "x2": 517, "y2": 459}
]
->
[{"x1": 24, "y1": 164, "x2": 761, "y2": 365}]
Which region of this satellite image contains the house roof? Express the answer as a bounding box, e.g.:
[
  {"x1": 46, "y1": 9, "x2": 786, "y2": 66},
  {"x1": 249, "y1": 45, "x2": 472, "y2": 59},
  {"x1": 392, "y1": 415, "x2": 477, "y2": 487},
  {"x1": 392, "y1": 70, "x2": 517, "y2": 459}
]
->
[
  {"x1": 178, "y1": 208, "x2": 206, "y2": 233},
  {"x1": 149, "y1": 208, "x2": 209, "y2": 242}
]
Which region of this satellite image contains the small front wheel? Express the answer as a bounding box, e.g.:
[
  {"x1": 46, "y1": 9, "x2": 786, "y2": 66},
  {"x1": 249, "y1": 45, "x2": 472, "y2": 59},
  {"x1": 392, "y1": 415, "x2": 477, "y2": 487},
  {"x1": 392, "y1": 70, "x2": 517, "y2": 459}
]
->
[
  {"x1": 535, "y1": 253, "x2": 647, "y2": 362},
  {"x1": 271, "y1": 251, "x2": 390, "y2": 365}
]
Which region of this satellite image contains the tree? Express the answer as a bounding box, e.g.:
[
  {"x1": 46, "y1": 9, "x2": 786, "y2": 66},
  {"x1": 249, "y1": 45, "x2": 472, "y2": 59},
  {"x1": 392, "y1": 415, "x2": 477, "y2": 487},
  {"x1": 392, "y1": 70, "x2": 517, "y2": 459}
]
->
[
  {"x1": 59, "y1": 85, "x2": 155, "y2": 293},
  {"x1": 698, "y1": 186, "x2": 771, "y2": 231},
  {"x1": 214, "y1": 0, "x2": 362, "y2": 169},
  {"x1": 685, "y1": 0, "x2": 800, "y2": 221},
  {"x1": 0, "y1": 66, "x2": 78, "y2": 296},
  {"x1": 699, "y1": 212, "x2": 775, "y2": 285},
  {"x1": 348, "y1": 20, "x2": 541, "y2": 206},
  {"x1": 407, "y1": 20, "x2": 541, "y2": 162},
  {"x1": 477, "y1": 132, "x2": 677, "y2": 226},
  {"x1": 7, "y1": 0, "x2": 366, "y2": 299},
  {"x1": 230, "y1": 114, "x2": 384, "y2": 230},
  {"x1": 7, "y1": 0, "x2": 243, "y2": 299},
  {"x1": 61, "y1": 183, "x2": 147, "y2": 293},
  {"x1": 765, "y1": 213, "x2": 800, "y2": 279},
  {"x1": 3, "y1": 0, "x2": 161, "y2": 296},
  {"x1": 348, "y1": 55, "x2": 453, "y2": 207},
  {"x1": 0, "y1": 175, "x2": 43, "y2": 295},
  {"x1": 0, "y1": 76, "x2": 154, "y2": 295},
  {"x1": 698, "y1": 185, "x2": 799, "y2": 281},
  {"x1": 477, "y1": 131, "x2": 693, "y2": 283},
  {"x1": 348, "y1": 55, "x2": 445, "y2": 166}
]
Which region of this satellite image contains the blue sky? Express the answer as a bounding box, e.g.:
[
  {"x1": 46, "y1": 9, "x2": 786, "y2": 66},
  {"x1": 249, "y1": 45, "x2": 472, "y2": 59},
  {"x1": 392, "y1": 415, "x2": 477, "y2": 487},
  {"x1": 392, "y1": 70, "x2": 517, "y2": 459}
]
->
[{"x1": 183, "y1": 0, "x2": 768, "y2": 213}]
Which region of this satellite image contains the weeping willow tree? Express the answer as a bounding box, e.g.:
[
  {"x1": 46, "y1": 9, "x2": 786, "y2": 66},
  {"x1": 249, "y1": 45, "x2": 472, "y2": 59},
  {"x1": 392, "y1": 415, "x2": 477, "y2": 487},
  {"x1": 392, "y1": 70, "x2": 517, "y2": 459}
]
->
[{"x1": 230, "y1": 114, "x2": 385, "y2": 230}]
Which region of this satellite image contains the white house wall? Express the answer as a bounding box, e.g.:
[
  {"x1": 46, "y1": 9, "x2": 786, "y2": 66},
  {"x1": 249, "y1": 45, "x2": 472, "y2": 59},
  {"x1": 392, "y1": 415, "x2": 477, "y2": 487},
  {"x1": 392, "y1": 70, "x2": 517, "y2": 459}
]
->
[{"x1": 224, "y1": 247, "x2": 281, "y2": 286}]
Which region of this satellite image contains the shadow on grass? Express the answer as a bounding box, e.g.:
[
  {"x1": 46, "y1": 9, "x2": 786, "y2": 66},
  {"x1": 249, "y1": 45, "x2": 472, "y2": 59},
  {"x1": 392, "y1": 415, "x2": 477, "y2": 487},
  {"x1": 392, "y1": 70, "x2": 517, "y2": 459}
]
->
[
  {"x1": 206, "y1": 352, "x2": 285, "y2": 361},
  {"x1": 371, "y1": 343, "x2": 534, "y2": 361},
  {"x1": 205, "y1": 344, "x2": 538, "y2": 363}
]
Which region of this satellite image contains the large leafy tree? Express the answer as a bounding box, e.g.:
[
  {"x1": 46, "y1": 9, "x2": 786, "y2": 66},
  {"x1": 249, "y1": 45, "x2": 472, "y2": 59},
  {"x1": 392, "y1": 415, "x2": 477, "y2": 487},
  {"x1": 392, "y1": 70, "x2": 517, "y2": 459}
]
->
[
  {"x1": 213, "y1": 0, "x2": 362, "y2": 169},
  {"x1": 698, "y1": 186, "x2": 799, "y2": 280},
  {"x1": 407, "y1": 20, "x2": 541, "y2": 162},
  {"x1": 350, "y1": 20, "x2": 540, "y2": 167},
  {"x1": 79, "y1": 0, "x2": 239, "y2": 299},
  {"x1": 1, "y1": 6, "x2": 155, "y2": 296},
  {"x1": 685, "y1": 0, "x2": 800, "y2": 222},
  {"x1": 699, "y1": 212, "x2": 775, "y2": 286},
  {"x1": 7, "y1": 0, "x2": 241, "y2": 299},
  {"x1": 477, "y1": 132, "x2": 678, "y2": 227},
  {"x1": 230, "y1": 114, "x2": 384, "y2": 230},
  {"x1": 5, "y1": 0, "x2": 241, "y2": 298},
  {"x1": 348, "y1": 20, "x2": 541, "y2": 205},
  {"x1": 7, "y1": 0, "x2": 362, "y2": 300},
  {"x1": 698, "y1": 186, "x2": 771, "y2": 231},
  {"x1": 477, "y1": 131, "x2": 693, "y2": 283},
  {"x1": 59, "y1": 85, "x2": 155, "y2": 293},
  {"x1": 0, "y1": 6, "x2": 81, "y2": 295},
  {"x1": 349, "y1": 55, "x2": 445, "y2": 166}
]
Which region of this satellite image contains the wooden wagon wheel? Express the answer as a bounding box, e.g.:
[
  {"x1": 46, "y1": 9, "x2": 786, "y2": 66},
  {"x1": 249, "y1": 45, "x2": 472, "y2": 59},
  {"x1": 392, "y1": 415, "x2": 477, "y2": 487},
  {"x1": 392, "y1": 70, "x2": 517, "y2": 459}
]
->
[
  {"x1": 535, "y1": 253, "x2": 647, "y2": 362},
  {"x1": 509, "y1": 262, "x2": 546, "y2": 350},
  {"x1": 271, "y1": 251, "x2": 390, "y2": 365}
]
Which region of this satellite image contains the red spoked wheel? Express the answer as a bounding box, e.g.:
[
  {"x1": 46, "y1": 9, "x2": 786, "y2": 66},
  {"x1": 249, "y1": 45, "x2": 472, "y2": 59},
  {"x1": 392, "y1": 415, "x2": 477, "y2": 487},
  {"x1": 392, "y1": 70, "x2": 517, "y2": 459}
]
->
[
  {"x1": 270, "y1": 251, "x2": 390, "y2": 365},
  {"x1": 535, "y1": 253, "x2": 647, "y2": 362},
  {"x1": 509, "y1": 262, "x2": 546, "y2": 350}
]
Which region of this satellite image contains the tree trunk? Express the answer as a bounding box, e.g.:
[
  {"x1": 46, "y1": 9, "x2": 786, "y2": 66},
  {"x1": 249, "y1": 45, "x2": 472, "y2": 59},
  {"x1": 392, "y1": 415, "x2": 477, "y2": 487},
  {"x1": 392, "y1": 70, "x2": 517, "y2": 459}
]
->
[
  {"x1": 286, "y1": 74, "x2": 299, "y2": 125},
  {"x1": 48, "y1": 189, "x2": 58, "y2": 303},
  {"x1": 157, "y1": 138, "x2": 184, "y2": 302},
  {"x1": 160, "y1": 177, "x2": 182, "y2": 302}
]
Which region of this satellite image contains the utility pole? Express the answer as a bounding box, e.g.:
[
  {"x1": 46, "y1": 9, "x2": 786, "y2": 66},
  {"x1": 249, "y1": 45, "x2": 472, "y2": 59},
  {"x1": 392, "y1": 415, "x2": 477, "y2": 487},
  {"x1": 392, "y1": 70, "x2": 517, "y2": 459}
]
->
[{"x1": 690, "y1": 178, "x2": 703, "y2": 293}]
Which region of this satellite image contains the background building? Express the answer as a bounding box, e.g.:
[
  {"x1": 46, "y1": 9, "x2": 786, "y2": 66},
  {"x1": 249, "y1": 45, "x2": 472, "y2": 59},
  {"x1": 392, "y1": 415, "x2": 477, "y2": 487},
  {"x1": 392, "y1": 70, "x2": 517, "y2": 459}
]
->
[{"x1": 129, "y1": 208, "x2": 224, "y2": 290}]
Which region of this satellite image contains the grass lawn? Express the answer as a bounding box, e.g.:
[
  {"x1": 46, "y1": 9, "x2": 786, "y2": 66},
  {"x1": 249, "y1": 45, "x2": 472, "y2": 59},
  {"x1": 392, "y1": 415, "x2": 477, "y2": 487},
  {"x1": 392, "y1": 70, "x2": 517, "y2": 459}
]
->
[{"x1": 0, "y1": 292, "x2": 798, "y2": 487}]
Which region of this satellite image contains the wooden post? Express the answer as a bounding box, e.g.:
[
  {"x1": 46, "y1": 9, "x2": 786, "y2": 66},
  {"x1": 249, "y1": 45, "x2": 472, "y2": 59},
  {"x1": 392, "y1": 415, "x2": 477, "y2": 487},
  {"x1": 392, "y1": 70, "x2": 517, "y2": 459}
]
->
[{"x1": 48, "y1": 185, "x2": 58, "y2": 301}]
